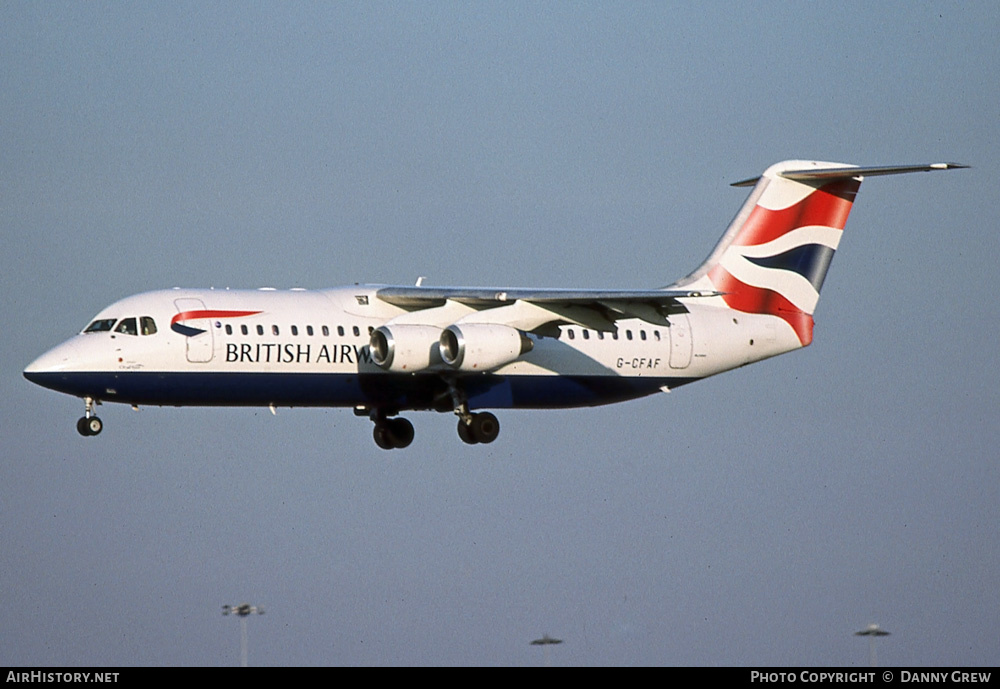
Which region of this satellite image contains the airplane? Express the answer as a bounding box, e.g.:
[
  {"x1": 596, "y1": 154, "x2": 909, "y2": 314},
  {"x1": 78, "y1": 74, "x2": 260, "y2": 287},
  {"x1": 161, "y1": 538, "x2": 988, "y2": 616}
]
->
[{"x1": 23, "y1": 160, "x2": 965, "y2": 449}]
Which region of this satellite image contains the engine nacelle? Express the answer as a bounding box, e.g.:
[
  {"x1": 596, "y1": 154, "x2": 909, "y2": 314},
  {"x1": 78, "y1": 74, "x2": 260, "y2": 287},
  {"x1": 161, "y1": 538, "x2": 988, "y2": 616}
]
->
[
  {"x1": 369, "y1": 324, "x2": 443, "y2": 372},
  {"x1": 439, "y1": 323, "x2": 533, "y2": 372}
]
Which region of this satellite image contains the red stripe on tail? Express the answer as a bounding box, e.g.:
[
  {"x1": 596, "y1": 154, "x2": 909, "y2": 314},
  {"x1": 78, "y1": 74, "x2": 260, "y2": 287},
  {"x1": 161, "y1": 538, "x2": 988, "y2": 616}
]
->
[{"x1": 732, "y1": 179, "x2": 859, "y2": 247}]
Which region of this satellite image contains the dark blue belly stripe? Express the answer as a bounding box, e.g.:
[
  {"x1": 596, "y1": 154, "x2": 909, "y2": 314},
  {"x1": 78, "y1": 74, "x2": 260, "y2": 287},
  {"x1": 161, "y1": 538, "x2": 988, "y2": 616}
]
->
[{"x1": 24, "y1": 371, "x2": 699, "y2": 411}]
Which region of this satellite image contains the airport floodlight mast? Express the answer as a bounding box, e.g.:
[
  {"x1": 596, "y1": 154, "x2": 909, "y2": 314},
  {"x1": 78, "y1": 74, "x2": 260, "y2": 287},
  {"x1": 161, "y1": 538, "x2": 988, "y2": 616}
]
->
[
  {"x1": 855, "y1": 623, "x2": 890, "y2": 667},
  {"x1": 530, "y1": 634, "x2": 562, "y2": 666},
  {"x1": 223, "y1": 603, "x2": 264, "y2": 667}
]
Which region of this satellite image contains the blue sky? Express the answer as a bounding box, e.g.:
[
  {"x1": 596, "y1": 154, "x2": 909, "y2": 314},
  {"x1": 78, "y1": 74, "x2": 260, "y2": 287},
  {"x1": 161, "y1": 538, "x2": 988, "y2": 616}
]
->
[{"x1": 2, "y1": 2, "x2": 997, "y2": 666}]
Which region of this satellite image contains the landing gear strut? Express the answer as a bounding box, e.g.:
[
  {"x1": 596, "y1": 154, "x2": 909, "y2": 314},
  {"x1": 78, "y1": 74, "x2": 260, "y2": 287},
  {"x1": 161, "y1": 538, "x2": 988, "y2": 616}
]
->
[{"x1": 77, "y1": 397, "x2": 102, "y2": 437}]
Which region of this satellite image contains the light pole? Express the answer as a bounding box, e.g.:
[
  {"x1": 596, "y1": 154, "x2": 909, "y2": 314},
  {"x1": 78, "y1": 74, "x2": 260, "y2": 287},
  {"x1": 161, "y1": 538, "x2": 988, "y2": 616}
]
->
[
  {"x1": 855, "y1": 623, "x2": 889, "y2": 667},
  {"x1": 223, "y1": 603, "x2": 264, "y2": 667}
]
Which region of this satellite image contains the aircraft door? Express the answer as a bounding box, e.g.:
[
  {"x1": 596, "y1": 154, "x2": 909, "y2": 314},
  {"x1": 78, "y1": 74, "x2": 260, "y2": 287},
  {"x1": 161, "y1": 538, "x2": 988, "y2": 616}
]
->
[
  {"x1": 668, "y1": 313, "x2": 692, "y2": 369},
  {"x1": 174, "y1": 298, "x2": 215, "y2": 363}
]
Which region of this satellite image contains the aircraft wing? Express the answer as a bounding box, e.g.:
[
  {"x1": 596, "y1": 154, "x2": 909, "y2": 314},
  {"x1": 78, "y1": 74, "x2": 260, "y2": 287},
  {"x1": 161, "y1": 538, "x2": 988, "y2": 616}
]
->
[{"x1": 374, "y1": 286, "x2": 720, "y2": 332}]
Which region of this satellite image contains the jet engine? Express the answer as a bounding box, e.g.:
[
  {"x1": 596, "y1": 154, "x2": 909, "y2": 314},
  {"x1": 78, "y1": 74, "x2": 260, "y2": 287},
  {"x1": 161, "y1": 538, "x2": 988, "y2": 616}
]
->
[
  {"x1": 369, "y1": 325, "x2": 443, "y2": 372},
  {"x1": 439, "y1": 323, "x2": 533, "y2": 372}
]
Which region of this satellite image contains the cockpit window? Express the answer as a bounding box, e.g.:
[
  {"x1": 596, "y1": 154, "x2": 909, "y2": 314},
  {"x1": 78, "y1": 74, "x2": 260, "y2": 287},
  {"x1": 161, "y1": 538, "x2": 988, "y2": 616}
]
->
[
  {"x1": 84, "y1": 319, "x2": 117, "y2": 333},
  {"x1": 140, "y1": 316, "x2": 157, "y2": 336},
  {"x1": 114, "y1": 318, "x2": 138, "y2": 336}
]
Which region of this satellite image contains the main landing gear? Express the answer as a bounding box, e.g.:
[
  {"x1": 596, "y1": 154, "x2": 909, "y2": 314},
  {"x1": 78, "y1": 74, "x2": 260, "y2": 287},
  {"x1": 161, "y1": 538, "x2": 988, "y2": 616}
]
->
[
  {"x1": 449, "y1": 382, "x2": 499, "y2": 445},
  {"x1": 360, "y1": 388, "x2": 502, "y2": 449},
  {"x1": 77, "y1": 397, "x2": 103, "y2": 437},
  {"x1": 371, "y1": 412, "x2": 414, "y2": 450},
  {"x1": 367, "y1": 410, "x2": 499, "y2": 449},
  {"x1": 456, "y1": 411, "x2": 500, "y2": 445}
]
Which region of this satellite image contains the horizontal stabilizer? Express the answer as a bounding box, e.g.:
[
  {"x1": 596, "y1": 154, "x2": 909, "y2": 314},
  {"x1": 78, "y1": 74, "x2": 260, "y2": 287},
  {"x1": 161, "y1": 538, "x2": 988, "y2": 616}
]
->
[{"x1": 731, "y1": 162, "x2": 968, "y2": 187}]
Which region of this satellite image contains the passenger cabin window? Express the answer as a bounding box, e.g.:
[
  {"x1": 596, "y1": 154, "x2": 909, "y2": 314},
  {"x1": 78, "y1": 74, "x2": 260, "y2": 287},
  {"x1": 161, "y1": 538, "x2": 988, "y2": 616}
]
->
[
  {"x1": 114, "y1": 318, "x2": 138, "y2": 336},
  {"x1": 241, "y1": 325, "x2": 248, "y2": 335},
  {"x1": 225, "y1": 325, "x2": 233, "y2": 335},
  {"x1": 352, "y1": 326, "x2": 360, "y2": 337},
  {"x1": 337, "y1": 326, "x2": 345, "y2": 336},
  {"x1": 291, "y1": 325, "x2": 299, "y2": 336},
  {"x1": 140, "y1": 317, "x2": 157, "y2": 335},
  {"x1": 322, "y1": 326, "x2": 329, "y2": 336},
  {"x1": 257, "y1": 325, "x2": 264, "y2": 336},
  {"x1": 84, "y1": 319, "x2": 116, "y2": 333},
  {"x1": 306, "y1": 326, "x2": 314, "y2": 336},
  {"x1": 272, "y1": 325, "x2": 279, "y2": 336}
]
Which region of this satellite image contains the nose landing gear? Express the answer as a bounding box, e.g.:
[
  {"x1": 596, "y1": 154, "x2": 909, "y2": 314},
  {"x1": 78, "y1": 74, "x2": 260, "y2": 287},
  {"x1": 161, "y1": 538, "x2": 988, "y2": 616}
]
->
[{"x1": 77, "y1": 397, "x2": 103, "y2": 437}]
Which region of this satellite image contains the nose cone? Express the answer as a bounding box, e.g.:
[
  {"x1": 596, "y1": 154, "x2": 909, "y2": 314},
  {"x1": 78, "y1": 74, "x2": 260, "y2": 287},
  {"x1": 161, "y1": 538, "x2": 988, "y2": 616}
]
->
[
  {"x1": 25, "y1": 339, "x2": 77, "y2": 376},
  {"x1": 24, "y1": 337, "x2": 98, "y2": 394}
]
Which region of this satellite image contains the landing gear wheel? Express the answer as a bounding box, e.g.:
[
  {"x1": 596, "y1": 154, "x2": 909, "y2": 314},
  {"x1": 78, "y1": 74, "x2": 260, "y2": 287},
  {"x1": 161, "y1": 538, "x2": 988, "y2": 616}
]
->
[
  {"x1": 77, "y1": 416, "x2": 102, "y2": 437},
  {"x1": 457, "y1": 418, "x2": 477, "y2": 445},
  {"x1": 388, "y1": 417, "x2": 414, "y2": 449},
  {"x1": 373, "y1": 424, "x2": 394, "y2": 450},
  {"x1": 470, "y1": 412, "x2": 499, "y2": 444},
  {"x1": 373, "y1": 417, "x2": 415, "y2": 450}
]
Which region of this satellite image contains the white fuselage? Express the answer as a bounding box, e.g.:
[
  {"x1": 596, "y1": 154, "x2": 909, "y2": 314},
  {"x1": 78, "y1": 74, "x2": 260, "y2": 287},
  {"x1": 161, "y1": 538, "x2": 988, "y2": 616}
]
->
[{"x1": 24, "y1": 286, "x2": 801, "y2": 412}]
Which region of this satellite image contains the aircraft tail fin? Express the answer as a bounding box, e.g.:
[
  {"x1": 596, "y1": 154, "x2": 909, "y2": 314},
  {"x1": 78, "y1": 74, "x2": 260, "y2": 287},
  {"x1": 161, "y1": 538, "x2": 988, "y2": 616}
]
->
[{"x1": 671, "y1": 160, "x2": 966, "y2": 346}]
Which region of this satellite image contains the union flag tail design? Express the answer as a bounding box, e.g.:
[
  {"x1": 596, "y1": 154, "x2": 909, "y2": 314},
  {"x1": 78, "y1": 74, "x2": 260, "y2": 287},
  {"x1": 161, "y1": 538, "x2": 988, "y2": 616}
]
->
[{"x1": 672, "y1": 160, "x2": 967, "y2": 346}]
